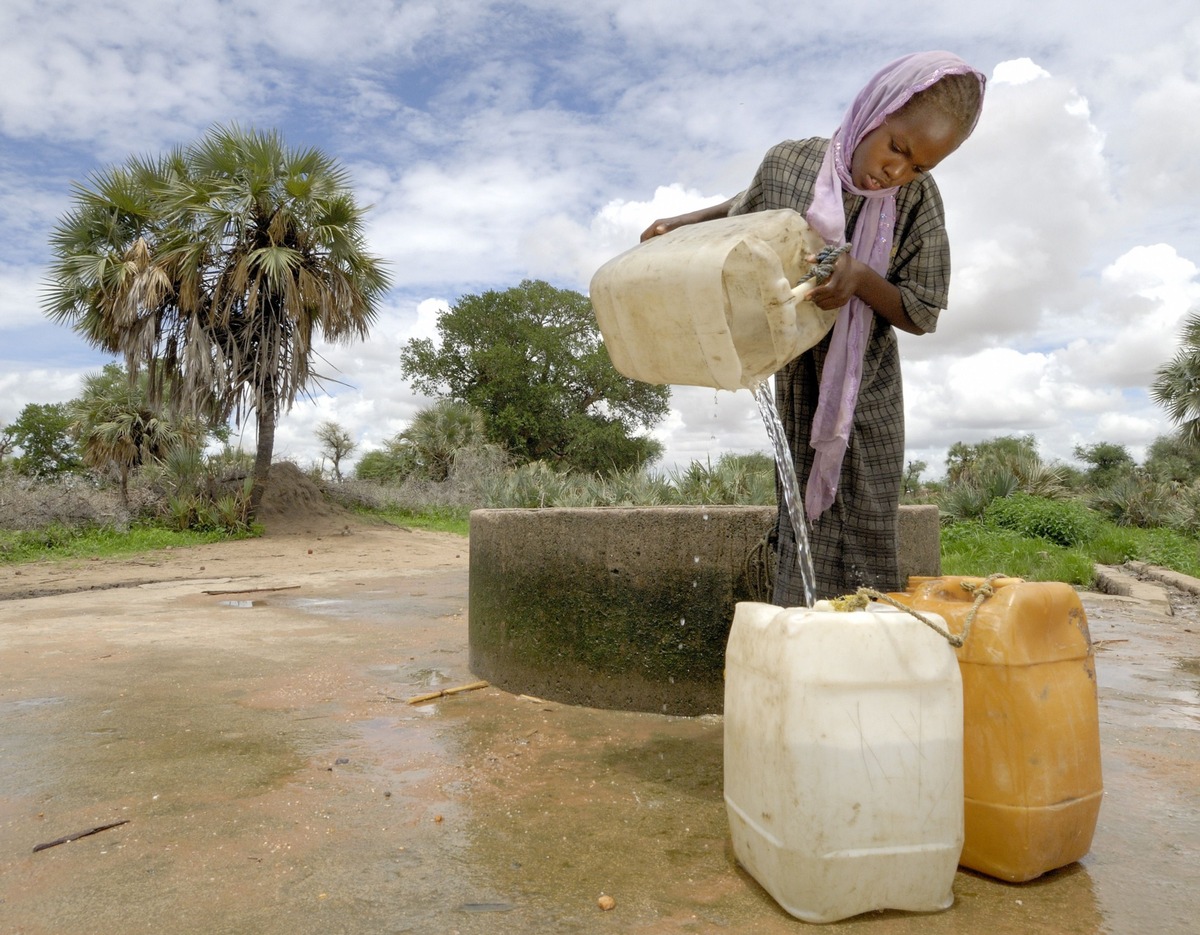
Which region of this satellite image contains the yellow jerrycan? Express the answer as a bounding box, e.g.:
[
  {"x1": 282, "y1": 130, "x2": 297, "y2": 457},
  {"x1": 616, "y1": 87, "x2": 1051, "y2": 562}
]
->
[
  {"x1": 589, "y1": 209, "x2": 837, "y2": 390},
  {"x1": 890, "y1": 576, "x2": 1103, "y2": 882}
]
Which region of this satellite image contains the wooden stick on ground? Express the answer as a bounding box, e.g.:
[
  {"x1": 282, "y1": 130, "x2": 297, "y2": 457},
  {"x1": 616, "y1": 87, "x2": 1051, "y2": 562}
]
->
[
  {"x1": 202, "y1": 585, "x2": 301, "y2": 596},
  {"x1": 33, "y1": 820, "x2": 130, "y2": 853},
  {"x1": 406, "y1": 680, "x2": 489, "y2": 705}
]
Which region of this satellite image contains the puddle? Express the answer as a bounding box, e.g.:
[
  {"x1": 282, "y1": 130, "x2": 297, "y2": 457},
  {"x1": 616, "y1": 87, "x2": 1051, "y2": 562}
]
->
[
  {"x1": 276, "y1": 591, "x2": 464, "y2": 622},
  {"x1": 0, "y1": 695, "x2": 67, "y2": 711},
  {"x1": 1176, "y1": 656, "x2": 1200, "y2": 678}
]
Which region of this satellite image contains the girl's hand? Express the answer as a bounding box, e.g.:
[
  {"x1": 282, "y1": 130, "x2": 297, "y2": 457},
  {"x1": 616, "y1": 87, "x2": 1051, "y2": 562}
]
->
[
  {"x1": 640, "y1": 215, "x2": 689, "y2": 241},
  {"x1": 806, "y1": 254, "x2": 861, "y2": 310},
  {"x1": 639, "y1": 197, "x2": 738, "y2": 242}
]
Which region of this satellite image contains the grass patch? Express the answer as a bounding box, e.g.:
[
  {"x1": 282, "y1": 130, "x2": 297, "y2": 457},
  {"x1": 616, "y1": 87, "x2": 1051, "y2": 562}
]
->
[
  {"x1": 941, "y1": 518, "x2": 1200, "y2": 585},
  {"x1": 1087, "y1": 523, "x2": 1200, "y2": 576},
  {"x1": 0, "y1": 522, "x2": 255, "y2": 565},
  {"x1": 355, "y1": 504, "x2": 470, "y2": 537},
  {"x1": 940, "y1": 521, "x2": 1097, "y2": 585}
]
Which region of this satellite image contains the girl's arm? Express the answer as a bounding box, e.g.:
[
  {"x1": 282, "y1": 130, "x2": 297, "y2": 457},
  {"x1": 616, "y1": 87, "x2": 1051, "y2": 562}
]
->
[
  {"x1": 640, "y1": 198, "x2": 737, "y2": 242},
  {"x1": 807, "y1": 255, "x2": 922, "y2": 335}
]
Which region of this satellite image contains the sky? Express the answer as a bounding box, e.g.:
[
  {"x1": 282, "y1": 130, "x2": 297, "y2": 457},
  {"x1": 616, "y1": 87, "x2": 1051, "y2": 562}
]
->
[{"x1": 2, "y1": 0, "x2": 1199, "y2": 480}]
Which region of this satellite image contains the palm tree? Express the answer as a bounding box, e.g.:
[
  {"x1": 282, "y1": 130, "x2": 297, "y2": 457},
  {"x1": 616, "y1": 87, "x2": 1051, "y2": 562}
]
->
[
  {"x1": 44, "y1": 125, "x2": 391, "y2": 516},
  {"x1": 69, "y1": 366, "x2": 202, "y2": 509},
  {"x1": 404, "y1": 400, "x2": 489, "y2": 481},
  {"x1": 1152, "y1": 310, "x2": 1200, "y2": 445}
]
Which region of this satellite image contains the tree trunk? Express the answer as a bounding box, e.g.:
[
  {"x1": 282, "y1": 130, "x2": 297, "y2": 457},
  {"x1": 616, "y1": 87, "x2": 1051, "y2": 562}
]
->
[{"x1": 248, "y1": 382, "x2": 277, "y2": 519}]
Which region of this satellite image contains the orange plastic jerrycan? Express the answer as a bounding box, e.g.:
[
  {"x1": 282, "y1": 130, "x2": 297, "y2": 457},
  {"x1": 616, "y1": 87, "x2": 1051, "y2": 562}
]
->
[{"x1": 890, "y1": 576, "x2": 1103, "y2": 882}]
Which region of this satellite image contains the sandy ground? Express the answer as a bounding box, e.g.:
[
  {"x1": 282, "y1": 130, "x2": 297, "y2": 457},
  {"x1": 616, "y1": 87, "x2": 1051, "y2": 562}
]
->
[{"x1": 1, "y1": 497, "x2": 1199, "y2": 934}]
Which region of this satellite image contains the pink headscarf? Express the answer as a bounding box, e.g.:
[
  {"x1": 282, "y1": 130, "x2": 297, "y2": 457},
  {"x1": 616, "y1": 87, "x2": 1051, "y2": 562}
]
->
[{"x1": 803, "y1": 51, "x2": 986, "y2": 521}]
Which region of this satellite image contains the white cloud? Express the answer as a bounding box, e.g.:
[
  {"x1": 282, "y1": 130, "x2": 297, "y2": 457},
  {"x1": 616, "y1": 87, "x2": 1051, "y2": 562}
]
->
[
  {"x1": 992, "y1": 58, "x2": 1051, "y2": 86},
  {"x1": 0, "y1": 265, "x2": 43, "y2": 328}
]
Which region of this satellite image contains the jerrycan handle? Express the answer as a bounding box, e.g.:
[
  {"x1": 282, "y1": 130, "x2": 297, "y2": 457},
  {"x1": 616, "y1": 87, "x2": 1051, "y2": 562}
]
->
[
  {"x1": 790, "y1": 243, "x2": 852, "y2": 299},
  {"x1": 790, "y1": 279, "x2": 818, "y2": 304},
  {"x1": 852, "y1": 574, "x2": 1008, "y2": 648}
]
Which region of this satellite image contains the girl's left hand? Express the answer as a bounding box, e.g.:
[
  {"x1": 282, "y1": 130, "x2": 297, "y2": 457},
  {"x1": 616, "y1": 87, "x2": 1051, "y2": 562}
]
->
[{"x1": 806, "y1": 254, "x2": 860, "y2": 310}]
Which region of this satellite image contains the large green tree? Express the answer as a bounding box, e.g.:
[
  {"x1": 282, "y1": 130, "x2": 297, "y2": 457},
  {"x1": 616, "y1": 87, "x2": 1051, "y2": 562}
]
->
[
  {"x1": 2, "y1": 403, "x2": 82, "y2": 478},
  {"x1": 1072, "y1": 441, "x2": 1135, "y2": 489},
  {"x1": 43, "y1": 125, "x2": 391, "y2": 515},
  {"x1": 1152, "y1": 310, "x2": 1200, "y2": 444},
  {"x1": 399, "y1": 280, "x2": 669, "y2": 473}
]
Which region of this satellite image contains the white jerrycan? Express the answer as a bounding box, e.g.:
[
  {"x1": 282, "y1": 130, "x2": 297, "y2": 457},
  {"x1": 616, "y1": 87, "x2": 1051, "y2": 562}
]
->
[
  {"x1": 589, "y1": 209, "x2": 836, "y2": 391},
  {"x1": 724, "y1": 601, "x2": 964, "y2": 924}
]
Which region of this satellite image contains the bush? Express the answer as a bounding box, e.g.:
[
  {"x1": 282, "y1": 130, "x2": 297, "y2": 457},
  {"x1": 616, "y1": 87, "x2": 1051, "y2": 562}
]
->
[
  {"x1": 982, "y1": 493, "x2": 1098, "y2": 547},
  {"x1": 665, "y1": 453, "x2": 775, "y2": 505},
  {"x1": 0, "y1": 472, "x2": 147, "y2": 531},
  {"x1": 1089, "y1": 476, "x2": 1182, "y2": 529},
  {"x1": 937, "y1": 469, "x2": 1019, "y2": 522}
]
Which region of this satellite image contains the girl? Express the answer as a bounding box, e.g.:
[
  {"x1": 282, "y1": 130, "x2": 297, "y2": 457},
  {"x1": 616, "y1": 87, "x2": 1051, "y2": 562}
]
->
[{"x1": 641, "y1": 52, "x2": 986, "y2": 603}]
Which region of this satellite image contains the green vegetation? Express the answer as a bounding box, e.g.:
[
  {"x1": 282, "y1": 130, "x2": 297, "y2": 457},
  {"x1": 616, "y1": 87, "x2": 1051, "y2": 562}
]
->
[
  {"x1": 399, "y1": 280, "x2": 669, "y2": 474},
  {"x1": 14, "y1": 282, "x2": 1200, "y2": 585},
  {"x1": 2, "y1": 403, "x2": 82, "y2": 478},
  {"x1": 929, "y1": 426, "x2": 1200, "y2": 585},
  {"x1": 12, "y1": 413, "x2": 1200, "y2": 587},
  {"x1": 355, "y1": 505, "x2": 470, "y2": 537},
  {"x1": 940, "y1": 521, "x2": 1098, "y2": 584},
  {"x1": 982, "y1": 493, "x2": 1098, "y2": 548},
  {"x1": 1152, "y1": 309, "x2": 1200, "y2": 445},
  {"x1": 941, "y1": 518, "x2": 1200, "y2": 585},
  {"x1": 43, "y1": 124, "x2": 390, "y2": 515},
  {"x1": 0, "y1": 523, "x2": 243, "y2": 565}
]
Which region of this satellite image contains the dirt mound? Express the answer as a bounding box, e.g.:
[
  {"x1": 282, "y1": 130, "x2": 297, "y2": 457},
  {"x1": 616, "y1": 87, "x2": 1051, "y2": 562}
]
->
[{"x1": 256, "y1": 462, "x2": 355, "y2": 536}]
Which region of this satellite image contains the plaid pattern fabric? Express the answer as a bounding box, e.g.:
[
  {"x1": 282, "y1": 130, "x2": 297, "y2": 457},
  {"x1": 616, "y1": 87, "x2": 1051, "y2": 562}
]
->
[{"x1": 729, "y1": 138, "x2": 951, "y2": 602}]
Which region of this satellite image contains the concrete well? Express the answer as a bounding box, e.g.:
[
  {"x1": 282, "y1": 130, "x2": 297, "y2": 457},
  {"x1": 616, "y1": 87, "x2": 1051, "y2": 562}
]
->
[{"x1": 468, "y1": 504, "x2": 941, "y2": 715}]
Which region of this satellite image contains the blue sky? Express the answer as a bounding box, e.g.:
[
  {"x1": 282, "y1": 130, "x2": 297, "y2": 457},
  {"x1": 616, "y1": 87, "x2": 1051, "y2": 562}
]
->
[{"x1": 2, "y1": 0, "x2": 1199, "y2": 478}]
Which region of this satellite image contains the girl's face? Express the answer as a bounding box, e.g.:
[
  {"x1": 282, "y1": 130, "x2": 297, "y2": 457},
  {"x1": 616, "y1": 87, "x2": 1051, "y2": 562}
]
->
[{"x1": 850, "y1": 108, "x2": 965, "y2": 192}]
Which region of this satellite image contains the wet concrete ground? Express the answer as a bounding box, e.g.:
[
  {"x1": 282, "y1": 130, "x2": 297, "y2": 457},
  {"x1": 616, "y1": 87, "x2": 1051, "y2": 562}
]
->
[{"x1": 1, "y1": 531, "x2": 1198, "y2": 934}]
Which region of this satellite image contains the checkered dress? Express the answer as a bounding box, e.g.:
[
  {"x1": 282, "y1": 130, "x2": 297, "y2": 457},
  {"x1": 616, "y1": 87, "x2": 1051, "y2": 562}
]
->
[{"x1": 728, "y1": 138, "x2": 950, "y2": 602}]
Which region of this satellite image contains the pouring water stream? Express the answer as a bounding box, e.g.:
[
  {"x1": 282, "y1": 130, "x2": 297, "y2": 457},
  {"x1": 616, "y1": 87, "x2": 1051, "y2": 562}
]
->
[{"x1": 752, "y1": 381, "x2": 817, "y2": 607}]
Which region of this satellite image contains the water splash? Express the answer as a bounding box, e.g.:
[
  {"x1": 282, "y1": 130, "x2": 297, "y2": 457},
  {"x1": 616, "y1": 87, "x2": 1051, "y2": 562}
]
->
[{"x1": 753, "y1": 381, "x2": 817, "y2": 607}]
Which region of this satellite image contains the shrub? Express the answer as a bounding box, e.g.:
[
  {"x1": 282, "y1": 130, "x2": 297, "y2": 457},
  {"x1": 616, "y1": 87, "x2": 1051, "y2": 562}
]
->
[
  {"x1": 938, "y1": 468, "x2": 1020, "y2": 522},
  {"x1": 1089, "y1": 476, "x2": 1182, "y2": 529},
  {"x1": 982, "y1": 493, "x2": 1098, "y2": 547},
  {"x1": 665, "y1": 453, "x2": 775, "y2": 505}
]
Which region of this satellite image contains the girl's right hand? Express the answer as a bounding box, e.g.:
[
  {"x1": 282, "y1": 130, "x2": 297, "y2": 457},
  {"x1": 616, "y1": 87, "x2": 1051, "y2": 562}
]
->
[
  {"x1": 639, "y1": 197, "x2": 738, "y2": 242},
  {"x1": 640, "y1": 214, "x2": 691, "y2": 242}
]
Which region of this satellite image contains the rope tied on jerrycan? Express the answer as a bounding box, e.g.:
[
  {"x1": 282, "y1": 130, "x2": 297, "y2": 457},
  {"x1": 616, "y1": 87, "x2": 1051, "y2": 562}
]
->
[{"x1": 830, "y1": 573, "x2": 1009, "y2": 647}]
